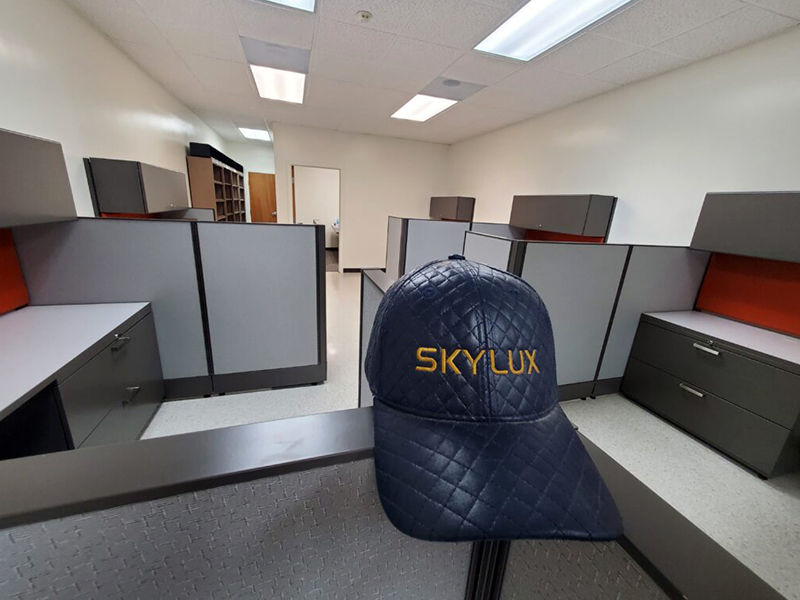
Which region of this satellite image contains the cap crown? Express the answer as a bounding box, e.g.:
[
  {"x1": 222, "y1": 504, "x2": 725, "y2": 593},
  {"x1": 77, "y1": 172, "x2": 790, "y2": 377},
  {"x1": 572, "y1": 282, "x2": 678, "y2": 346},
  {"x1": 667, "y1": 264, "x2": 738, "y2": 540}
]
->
[{"x1": 366, "y1": 258, "x2": 558, "y2": 422}]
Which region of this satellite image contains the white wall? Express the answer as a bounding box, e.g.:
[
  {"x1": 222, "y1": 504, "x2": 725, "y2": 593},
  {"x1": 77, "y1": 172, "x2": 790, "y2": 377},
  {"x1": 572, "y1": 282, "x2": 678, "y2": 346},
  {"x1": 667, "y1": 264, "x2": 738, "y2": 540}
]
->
[
  {"x1": 448, "y1": 27, "x2": 800, "y2": 247},
  {"x1": 294, "y1": 166, "x2": 340, "y2": 249},
  {"x1": 273, "y1": 123, "x2": 449, "y2": 270},
  {"x1": 0, "y1": 0, "x2": 224, "y2": 217},
  {"x1": 224, "y1": 141, "x2": 275, "y2": 222}
]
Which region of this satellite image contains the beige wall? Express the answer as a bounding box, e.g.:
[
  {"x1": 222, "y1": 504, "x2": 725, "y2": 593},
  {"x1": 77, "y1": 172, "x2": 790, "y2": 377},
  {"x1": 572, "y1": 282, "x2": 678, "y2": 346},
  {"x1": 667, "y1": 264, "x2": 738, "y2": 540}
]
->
[
  {"x1": 0, "y1": 0, "x2": 224, "y2": 217},
  {"x1": 447, "y1": 27, "x2": 800, "y2": 246},
  {"x1": 273, "y1": 123, "x2": 449, "y2": 270}
]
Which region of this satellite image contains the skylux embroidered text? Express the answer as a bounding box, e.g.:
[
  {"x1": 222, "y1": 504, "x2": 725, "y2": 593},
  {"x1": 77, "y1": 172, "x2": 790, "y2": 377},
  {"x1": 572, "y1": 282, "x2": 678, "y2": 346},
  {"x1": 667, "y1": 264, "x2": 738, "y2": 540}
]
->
[{"x1": 415, "y1": 347, "x2": 540, "y2": 375}]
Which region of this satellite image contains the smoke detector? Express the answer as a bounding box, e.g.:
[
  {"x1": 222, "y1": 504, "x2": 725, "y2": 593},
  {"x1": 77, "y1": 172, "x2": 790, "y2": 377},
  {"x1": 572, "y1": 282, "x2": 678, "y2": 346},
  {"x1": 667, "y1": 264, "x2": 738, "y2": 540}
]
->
[{"x1": 356, "y1": 10, "x2": 373, "y2": 23}]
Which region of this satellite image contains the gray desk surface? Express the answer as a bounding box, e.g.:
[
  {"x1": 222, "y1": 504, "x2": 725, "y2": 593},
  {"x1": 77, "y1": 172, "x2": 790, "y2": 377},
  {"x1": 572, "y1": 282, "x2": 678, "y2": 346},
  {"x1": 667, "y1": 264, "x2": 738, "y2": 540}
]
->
[
  {"x1": 363, "y1": 268, "x2": 398, "y2": 294},
  {"x1": 0, "y1": 303, "x2": 150, "y2": 421},
  {"x1": 647, "y1": 311, "x2": 800, "y2": 368},
  {"x1": 564, "y1": 395, "x2": 800, "y2": 600}
]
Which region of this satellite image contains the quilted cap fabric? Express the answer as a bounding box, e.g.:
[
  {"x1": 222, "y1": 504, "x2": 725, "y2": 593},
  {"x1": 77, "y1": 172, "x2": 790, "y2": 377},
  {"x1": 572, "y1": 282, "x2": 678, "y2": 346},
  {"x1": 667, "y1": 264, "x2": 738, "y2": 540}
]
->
[{"x1": 366, "y1": 257, "x2": 622, "y2": 542}]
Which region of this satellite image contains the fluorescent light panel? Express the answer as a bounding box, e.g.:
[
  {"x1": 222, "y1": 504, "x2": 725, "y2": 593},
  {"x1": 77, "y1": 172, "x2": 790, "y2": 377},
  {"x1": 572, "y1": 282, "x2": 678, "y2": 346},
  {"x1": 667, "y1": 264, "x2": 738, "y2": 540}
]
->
[
  {"x1": 239, "y1": 127, "x2": 272, "y2": 141},
  {"x1": 258, "y1": 0, "x2": 315, "y2": 12},
  {"x1": 475, "y1": 0, "x2": 635, "y2": 61},
  {"x1": 391, "y1": 95, "x2": 458, "y2": 122},
  {"x1": 250, "y1": 65, "x2": 305, "y2": 104}
]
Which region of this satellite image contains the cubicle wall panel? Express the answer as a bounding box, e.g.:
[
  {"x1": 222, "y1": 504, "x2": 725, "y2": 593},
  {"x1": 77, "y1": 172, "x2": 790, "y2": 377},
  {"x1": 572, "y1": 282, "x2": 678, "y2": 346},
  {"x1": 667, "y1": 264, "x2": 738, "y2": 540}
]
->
[
  {"x1": 0, "y1": 460, "x2": 472, "y2": 599},
  {"x1": 13, "y1": 219, "x2": 208, "y2": 381},
  {"x1": 359, "y1": 275, "x2": 384, "y2": 408},
  {"x1": 598, "y1": 247, "x2": 710, "y2": 382},
  {"x1": 521, "y1": 244, "x2": 628, "y2": 386},
  {"x1": 385, "y1": 216, "x2": 404, "y2": 280},
  {"x1": 500, "y1": 539, "x2": 669, "y2": 600},
  {"x1": 404, "y1": 219, "x2": 471, "y2": 275},
  {"x1": 463, "y1": 232, "x2": 513, "y2": 271},
  {"x1": 197, "y1": 223, "x2": 318, "y2": 375}
]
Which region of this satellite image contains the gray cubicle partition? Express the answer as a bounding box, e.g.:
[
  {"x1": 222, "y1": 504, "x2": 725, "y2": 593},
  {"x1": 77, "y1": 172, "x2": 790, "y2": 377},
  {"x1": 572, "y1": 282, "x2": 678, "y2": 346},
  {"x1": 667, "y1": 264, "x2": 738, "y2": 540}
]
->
[
  {"x1": 463, "y1": 231, "x2": 514, "y2": 271},
  {"x1": 359, "y1": 273, "x2": 387, "y2": 408},
  {"x1": 595, "y1": 246, "x2": 710, "y2": 394},
  {"x1": 385, "y1": 216, "x2": 406, "y2": 280},
  {"x1": 14, "y1": 218, "x2": 326, "y2": 398},
  {"x1": 13, "y1": 218, "x2": 210, "y2": 396},
  {"x1": 470, "y1": 222, "x2": 526, "y2": 240},
  {"x1": 197, "y1": 222, "x2": 325, "y2": 392}
]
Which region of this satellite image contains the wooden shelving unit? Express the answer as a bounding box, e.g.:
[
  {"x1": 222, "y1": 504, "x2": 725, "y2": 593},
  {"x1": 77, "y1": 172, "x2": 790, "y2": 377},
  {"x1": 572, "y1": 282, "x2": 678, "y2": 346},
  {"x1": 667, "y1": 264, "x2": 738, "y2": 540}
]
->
[{"x1": 187, "y1": 144, "x2": 246, "y2": 222}]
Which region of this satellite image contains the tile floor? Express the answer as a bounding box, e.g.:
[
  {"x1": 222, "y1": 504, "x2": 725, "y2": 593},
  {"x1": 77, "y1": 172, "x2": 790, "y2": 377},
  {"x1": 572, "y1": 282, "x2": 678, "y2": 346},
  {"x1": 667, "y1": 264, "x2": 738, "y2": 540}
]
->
[{"x1": 142, "y1": 271, "x2": 361, "y2": 439}]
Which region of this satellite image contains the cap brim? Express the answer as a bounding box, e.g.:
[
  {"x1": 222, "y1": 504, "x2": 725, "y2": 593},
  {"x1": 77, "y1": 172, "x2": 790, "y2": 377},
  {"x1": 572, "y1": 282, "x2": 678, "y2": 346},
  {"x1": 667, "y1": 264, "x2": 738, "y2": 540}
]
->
[{"x1": 373, "y1": 400, "x2": 622, "y2": 542}]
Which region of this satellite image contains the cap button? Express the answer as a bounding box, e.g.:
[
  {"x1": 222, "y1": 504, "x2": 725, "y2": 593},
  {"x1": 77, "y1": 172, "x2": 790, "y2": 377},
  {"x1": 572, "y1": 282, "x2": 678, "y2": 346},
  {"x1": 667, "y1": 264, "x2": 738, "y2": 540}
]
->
[{"x1": 449, "y1": 254, "x2": 465, "y2": 260}]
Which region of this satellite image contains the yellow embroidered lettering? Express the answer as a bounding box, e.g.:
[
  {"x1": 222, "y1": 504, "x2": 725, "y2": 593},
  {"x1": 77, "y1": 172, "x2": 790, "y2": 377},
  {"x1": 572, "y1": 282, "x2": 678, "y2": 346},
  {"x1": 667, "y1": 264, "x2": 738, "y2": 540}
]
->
[
  {"x1": 524, "y1": 350, "x2": 540, "y2": 374},
  {"x1": 416, "y1": 347, "x2": 437, "y2": 372},
  {"x1": 462, "y1": 349, "x2": 485, "y2": 375},
  {"x1": 490, "y1": 349, "x2": 508, "y2": 375},
  {"x1": 441, "y1": 349, "x2": 462, "y2": 374},
  {"x1": 508, "y1": 350, "x2": 525, "y2": 375}
]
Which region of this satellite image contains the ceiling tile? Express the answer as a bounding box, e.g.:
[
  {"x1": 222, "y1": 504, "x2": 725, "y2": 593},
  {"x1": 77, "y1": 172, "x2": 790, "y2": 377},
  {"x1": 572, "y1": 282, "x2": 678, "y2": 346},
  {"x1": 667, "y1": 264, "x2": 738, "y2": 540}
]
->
[
  {"x1": 227, "y1": 0, "x2": 317, "y2": 49},
  {"x1": 533, "y1": 34, "x2": 643, "y2": 76},
  {"x1": 592, "y1": 0, "x2": 745, "y2": 46},
  {"x1": 402, "y1": 0, "x2": 508, "y2": 49},
  {"x1": 429, "y1": 101, "x2": 532, "y2": 130},
  {"x1": 262, "y1": 102, "x2": 346, "y2": 130},
  {"x1": 309, "y1": 53, "x2": 377, "y2": 84},
  {"x1": 654, "y1": 6, "x2": 797, "y2": 60},
  {"x1": 319, "y1": 0, "x2": 422, "y2": 34},
  {"x1": 381, "y1": 37, "x2": 464, "y2": 76},
  {"x1": 589, "y1": 48, "x2": 690, "y2": 84},
  {"x1": 470, "y1": 0, "x2": 527, "y2": 9},
  {"x1": 155, "y1": 19, "x2": 246, "y2": 62},
  {"x1": 743, "y1": 0, "x2": 800, "y2": 19},
  {"x1": 367, "y1": 65, "x2": 434, "y2": 92},
  {"x1": 306, "y1": 76, "x2": 410, "y2": 115},
  {"x1": 465, "y1": 85, "x2": 543, "y2": 112},
  {"x1": 442, "y1": 52, "x2": 522, "y2": 85},
  {"x1": 135, "y1": 0, "x2": 235, "y2": 30},
  {"x1": 66, "y1": 0, "x2": 145, "y2": 15},
  {"x1": 116, "y1": 40, "x2": 202, "y2": 88},
  {"x1": 187, "y1": 91, "x2": 265, "y2": 118},
  {"x1": 82, "y1": 8, "x2": 171, "y2": 47},
  {"x1": 313, "y1": 18, "x2": 396, "y2": 61},
  {"x1": 183, "y1": 54, "x2": 256, "y2": 96}
]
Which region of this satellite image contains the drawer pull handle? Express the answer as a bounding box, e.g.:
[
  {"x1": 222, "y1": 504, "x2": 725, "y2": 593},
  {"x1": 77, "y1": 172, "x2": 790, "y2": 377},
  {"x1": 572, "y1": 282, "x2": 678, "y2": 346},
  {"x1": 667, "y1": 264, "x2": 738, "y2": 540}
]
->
[
  {"x1": 679, "y1": 383, "x2": 705, "y2": 398},
  {"x1": 692, "y1": 342, "x2": 719, "y2": 356},
  {"x1": 111, "y1": 335, "x2": 131, "y2": 351},
  {"x1": 123, "y1": 386, "x2": 141, "y2": 406}
]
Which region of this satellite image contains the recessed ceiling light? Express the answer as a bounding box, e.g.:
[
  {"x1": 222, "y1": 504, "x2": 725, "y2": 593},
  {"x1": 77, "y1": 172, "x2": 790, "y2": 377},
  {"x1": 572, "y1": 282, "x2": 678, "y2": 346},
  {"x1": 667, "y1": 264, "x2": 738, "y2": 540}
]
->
[
  {"x1": 475, "y1": 0, "x2": 636, "y2": 62},
  {"x1": 391, "y1": 94, "x2": 458, "y2": 122},
  {"x1": 256, "y1": 0, "x2": 315, "y2": 13},
  {"x1": 239, "y1": 127, "x2": 272, "y2": 141},
  {"x1": 250, "y1": 65, "x2": 305, "y2": 104}
]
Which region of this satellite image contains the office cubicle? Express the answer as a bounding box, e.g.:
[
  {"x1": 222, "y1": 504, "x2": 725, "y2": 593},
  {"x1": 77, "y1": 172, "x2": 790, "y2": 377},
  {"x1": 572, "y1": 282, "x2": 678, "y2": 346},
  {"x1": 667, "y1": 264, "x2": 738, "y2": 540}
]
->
[
  {"x1": 463, "y1": 231, "x2": 710, "y2": 398},
  {"x1": 14, "y1": 217, "x2": 325, "y2": 397}
]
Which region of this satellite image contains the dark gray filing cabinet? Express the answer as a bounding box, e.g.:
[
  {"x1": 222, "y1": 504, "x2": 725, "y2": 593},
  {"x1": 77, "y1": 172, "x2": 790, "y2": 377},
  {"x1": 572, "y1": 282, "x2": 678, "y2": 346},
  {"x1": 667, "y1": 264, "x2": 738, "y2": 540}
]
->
[
  {"x1": 88, "y1": 158, "x2": 189, "y2": 214},
  {"x1": 622, "y1": 313, "x2": 800, "y2": 478},
  {"x1": 58, "y1": 313, "x2": 164, "y2": 448},
  {"x1": 0, "y1": 128, "x2": 77, "y2": 227},
  {"x1": 509, "y1": 194, "x2": 616, "y2": 237},
  {"x1": 430, "y1": 196, "x2": 475, "y2": 222},
  {"x1": 690, "y1": 192, "x2": 800, "y2": 263}
]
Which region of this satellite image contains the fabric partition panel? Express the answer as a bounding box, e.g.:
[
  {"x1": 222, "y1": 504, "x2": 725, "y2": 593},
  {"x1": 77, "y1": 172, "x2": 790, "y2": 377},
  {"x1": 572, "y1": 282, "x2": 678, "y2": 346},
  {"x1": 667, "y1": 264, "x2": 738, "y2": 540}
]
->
[
  {"x1": 520, "y1": 243, "x2": 628, "y2": 387},
  {"x1": 470, "y1": 222, "x2": 526, "y2": 240},
  {"x1": 463, "y1": 231, "x2": 513, "y2": 271},
  {"x1": 385, "y1": 217, "x2": 404, "y2": 280},
  {"x1": 197, "y1": 223, "x2": 319, "y2": 376},
  {"x1": 13, "y1": 219, "x2": 208, "y2": 381},
  {"x1": 403, "y1": 220, "x2": 471, "y2": 275},
  {"x1": 360, "y1": 274, "x2": 384, "y2": 408},
  {"x1": 598, "y1": 247, "x2": 710, "y2": 383}
]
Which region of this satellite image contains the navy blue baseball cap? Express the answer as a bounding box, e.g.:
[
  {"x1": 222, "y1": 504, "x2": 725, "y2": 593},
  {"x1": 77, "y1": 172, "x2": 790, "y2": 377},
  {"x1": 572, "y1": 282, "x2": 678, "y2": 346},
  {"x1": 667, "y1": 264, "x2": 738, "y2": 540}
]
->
[{"x1": 365, "y1": 256, "x2": 622, "y2": 542}]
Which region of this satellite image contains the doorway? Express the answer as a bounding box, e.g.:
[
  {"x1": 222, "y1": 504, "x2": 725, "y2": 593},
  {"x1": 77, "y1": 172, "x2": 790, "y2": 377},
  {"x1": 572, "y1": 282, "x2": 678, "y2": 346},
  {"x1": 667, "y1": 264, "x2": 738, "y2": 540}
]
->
[
  {"x1": 292, "y1": 166, "x2": 340, "y2": 271},
  {"x1": 249, "y1": 172, "x2": 277, "y2": 223}
]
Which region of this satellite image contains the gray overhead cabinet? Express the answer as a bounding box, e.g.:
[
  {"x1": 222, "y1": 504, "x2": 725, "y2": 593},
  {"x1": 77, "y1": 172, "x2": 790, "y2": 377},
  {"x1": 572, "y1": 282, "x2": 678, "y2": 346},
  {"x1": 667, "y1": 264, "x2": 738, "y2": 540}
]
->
[
  {"x1": 430, "y1": 196, "x2": 475, "y2": 222},
  {"x1": 87, "y1": 158, "x2": 190, "y2": 215},
  {"x1": 510, "y1": 194, "x2": 617, "y2": 239},
  {"x1": 0, "y1": 128, "x2": 76, "y2": 227}
]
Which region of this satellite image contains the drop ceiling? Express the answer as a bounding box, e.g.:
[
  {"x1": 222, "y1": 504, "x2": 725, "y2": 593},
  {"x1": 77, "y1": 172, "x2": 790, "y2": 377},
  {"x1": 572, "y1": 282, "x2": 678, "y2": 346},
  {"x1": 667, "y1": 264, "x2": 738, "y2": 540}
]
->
[{"x1": 65, "y1": 0, "x2": 799, "y2": 144}]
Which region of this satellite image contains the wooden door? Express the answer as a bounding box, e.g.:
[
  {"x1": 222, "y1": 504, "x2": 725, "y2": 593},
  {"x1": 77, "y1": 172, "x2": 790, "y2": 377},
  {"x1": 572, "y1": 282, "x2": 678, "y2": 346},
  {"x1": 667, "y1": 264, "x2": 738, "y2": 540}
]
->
[{"x1": 249, "y1": 172, "x2": 277, "y2": 223}]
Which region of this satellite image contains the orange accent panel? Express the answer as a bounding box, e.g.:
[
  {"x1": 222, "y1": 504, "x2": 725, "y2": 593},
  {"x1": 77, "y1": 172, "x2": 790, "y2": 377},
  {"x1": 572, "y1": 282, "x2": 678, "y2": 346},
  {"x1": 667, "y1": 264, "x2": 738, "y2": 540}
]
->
[
  {"x1": 100, "y1": 212, "x2": 155, "y2": 219},
  {"x1": 525, "y1": 229, "x2": 605, "y2": 244},
  {"x1": 696, "y1": 253, "x2": 800, "y2": 338},
  {"x1": 0, "y1": 229, "x2": 29, "y2": 316}
]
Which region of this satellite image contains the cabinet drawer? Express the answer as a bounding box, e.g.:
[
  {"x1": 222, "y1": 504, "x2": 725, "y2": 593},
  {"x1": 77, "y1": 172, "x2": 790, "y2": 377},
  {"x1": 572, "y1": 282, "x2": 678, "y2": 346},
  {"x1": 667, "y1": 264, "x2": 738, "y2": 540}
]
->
[
  {"x1": 630, "y1": 321, "x2": 800, "y2": 429},
  {"x1": 58, "y1": 313, "x2": 164, "y2": 447},
  {"x1": 623, "y1": 359, "x2": 795, "y2": 477}
]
